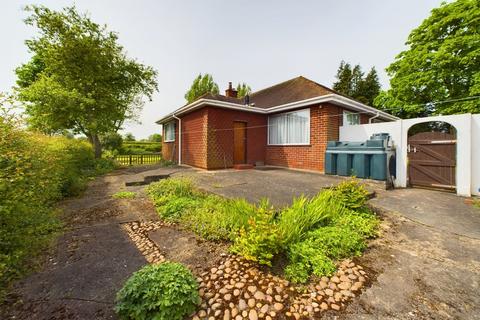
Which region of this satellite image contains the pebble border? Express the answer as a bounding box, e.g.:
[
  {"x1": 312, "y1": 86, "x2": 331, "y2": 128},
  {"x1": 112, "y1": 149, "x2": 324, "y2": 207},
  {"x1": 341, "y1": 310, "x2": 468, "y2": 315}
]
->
[{"x1": 122, "y1": 221, "x2": 368, "y2": 319}]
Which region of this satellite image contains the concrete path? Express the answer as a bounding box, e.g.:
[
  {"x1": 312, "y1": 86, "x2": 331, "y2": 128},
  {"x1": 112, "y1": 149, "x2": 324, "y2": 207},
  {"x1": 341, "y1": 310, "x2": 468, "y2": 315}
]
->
[{"x1": 371, "y1": 188, "x2": 480, "y2": 239}]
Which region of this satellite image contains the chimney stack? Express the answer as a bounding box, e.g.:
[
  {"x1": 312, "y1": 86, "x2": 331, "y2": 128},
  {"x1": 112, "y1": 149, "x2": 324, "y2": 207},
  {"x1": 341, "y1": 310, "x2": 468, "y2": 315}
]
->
[{"x1": 225, "y1": 82, "x2": 238, "y2": 98}]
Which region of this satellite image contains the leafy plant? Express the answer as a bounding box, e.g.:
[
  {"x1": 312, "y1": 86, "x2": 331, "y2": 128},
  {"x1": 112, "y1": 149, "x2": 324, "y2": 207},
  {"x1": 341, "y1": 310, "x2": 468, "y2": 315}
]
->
[
  {"x1": 332, "y1": 178, "x2": 370, "y2": 210},
  {"x1": 113, "y1": 191, "x2": 136, "y2": 199},
  {"x1": 277, "y1": 190, "x2": 346, "y2": 247},
  {"x1": 115, "y1": 262, "x2": 199, "y2": 320},
  {"x1": 284, "y1": 226, "x2": 366, "y2": 283},
  {"x1": 333, "y1": 208, "x2": 379, "y2": 238},
  {"x1": 231, "y1": 213, "x2": 279, "y2": 266},
  {"x1": 180, "y1": 196, "x2": 259, "y2": 241}
]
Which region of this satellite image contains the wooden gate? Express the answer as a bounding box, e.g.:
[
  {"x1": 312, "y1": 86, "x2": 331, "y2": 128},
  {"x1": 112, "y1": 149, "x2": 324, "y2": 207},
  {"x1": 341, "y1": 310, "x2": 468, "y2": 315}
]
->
[{"x1": 407, "y1": 131, "x2": 456, "y2": 190}]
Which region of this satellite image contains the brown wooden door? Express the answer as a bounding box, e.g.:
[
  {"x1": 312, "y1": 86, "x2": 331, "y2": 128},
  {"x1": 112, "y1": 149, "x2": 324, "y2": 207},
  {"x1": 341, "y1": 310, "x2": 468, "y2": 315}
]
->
[
  {"x1": 233, "y1": 122, "x2": 246, "y2": 164},
  {"x1": 408, "y1": 131, "x2": 456, "y2": 190}
]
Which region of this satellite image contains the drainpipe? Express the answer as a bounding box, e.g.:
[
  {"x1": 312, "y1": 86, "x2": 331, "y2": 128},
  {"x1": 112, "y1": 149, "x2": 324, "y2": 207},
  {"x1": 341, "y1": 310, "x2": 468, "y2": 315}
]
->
[
  {"x1": 172, "y1": 114, "x2": 181, "y2": 165},
  {"x1": 369, "y1": 112, "x2": 380, "y2": 123}
]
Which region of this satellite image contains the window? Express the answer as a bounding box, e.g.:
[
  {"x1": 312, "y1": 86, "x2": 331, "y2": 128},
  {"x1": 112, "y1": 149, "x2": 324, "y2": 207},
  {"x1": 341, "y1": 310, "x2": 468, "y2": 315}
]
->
[
  {"x1": 164, "y1": 122, "x2": 175, "y2": 142},
  {"x1": 343, "y1": 111, "x2": 360, "y2": 126},
  {"x1": 268, "y1": 109, "x2": 310, "y2": 145}
]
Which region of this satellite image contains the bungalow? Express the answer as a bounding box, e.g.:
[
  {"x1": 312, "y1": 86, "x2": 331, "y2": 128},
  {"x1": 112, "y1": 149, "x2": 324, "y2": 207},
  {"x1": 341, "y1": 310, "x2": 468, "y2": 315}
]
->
[{"x1": 156, "y1": 76, "x2": 398, "y2": 171}]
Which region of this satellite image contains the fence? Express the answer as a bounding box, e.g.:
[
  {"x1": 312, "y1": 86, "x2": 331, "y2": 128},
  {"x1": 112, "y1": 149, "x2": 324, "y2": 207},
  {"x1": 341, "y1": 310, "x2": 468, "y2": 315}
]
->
[{"x1": 115, "y1": 154, "x2": 163, "y2": 166}]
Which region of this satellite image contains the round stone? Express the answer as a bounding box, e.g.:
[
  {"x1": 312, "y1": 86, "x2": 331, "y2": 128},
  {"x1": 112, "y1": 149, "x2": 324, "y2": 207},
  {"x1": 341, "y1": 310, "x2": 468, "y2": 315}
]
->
[
  {"x1": 273, "y1": 303, "x2": 284, "y2": 311},
  {"x1": 248, "y1": 309, "x2": 258, "y2": 320}
]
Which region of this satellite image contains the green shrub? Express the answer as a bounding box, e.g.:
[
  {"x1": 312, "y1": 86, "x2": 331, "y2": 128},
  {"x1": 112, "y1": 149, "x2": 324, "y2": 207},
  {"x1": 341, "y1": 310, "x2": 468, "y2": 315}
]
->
[
  {"x1": 277, "y1": 190, "x2": 346, "y2": 247},
  {"x1": 113, "y1": 191, "x2": 136, "y2": 199},
  {"x1": 333, "y1": 178, "x2": 370, "y2": 210},
  {"x1": 333, "y1": 208, "x2": 380, "y2": 238},
  {"x1": 0, "y1": 112, "x2": 115, "y2": 298},
  {"x1": 120, "y1": 141, "x2": 161, "y2": 155},
  {"x1": 231, "y1": 209, "x2": 279, "y2": 266},
  {"x1": 180, "y1": 196, "x2": 258, "y2": 241},
  {"x1": 115, "y1": 262, "x2": 199, "y2": 320},
  {"x1": 306, "y1": 226, "x2": 366, "y2": 259},
  {"x1": 284, "y1": 226, "x2": 366, "y2": 283}
]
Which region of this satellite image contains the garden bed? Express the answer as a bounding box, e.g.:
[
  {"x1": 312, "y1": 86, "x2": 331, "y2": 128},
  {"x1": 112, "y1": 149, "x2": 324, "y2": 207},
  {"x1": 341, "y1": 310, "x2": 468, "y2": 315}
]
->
[{"x1": 115, "y1": 176, "x2": 381, "y2": 319}]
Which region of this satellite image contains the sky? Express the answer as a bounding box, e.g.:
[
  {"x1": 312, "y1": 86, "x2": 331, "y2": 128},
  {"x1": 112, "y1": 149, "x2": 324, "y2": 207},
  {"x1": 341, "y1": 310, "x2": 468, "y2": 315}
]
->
[{"x1": 1, "y1": 0, "x2": 444, "y2": 139}]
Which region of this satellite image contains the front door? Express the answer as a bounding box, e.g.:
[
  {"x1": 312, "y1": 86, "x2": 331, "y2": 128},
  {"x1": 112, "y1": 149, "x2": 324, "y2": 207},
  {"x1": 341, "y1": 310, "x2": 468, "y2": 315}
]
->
[
  {"x1": 408, "y1": 131, "x2": 456, "y2": 190},
  {"x1": 233, "y1": 122, "x2": 246, "y2": 164}
]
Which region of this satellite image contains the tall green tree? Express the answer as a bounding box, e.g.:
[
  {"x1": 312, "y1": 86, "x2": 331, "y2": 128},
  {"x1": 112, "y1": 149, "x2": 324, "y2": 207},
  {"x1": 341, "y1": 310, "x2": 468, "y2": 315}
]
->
[
  {"x1": 184, "y1": 73, "x2": 219, "y2": 103},
  {"x1": 124, "y1": 132, "x2": 136, "y2": 141},
  {"x1": 236, "y1": 82, "x2": 252, "y2": 98},
  {"x1": 148, "y1": 133, "x2": 162, "y2": 142},
  {"x1": 333, "y1": 61, "x2": 381, "y2": 105},
  {"x1": 357, "y1": 68, "x2": 381, "y2": 106},
  {"x1": 374, "y1": 0, "x2": 480, "y2": 118},
  {"x1": 333, "y1": 61, "x2": 353, "y2": 96},
  {"x1": 15, "y1": 6, "x2": 158, "y2": 158}
]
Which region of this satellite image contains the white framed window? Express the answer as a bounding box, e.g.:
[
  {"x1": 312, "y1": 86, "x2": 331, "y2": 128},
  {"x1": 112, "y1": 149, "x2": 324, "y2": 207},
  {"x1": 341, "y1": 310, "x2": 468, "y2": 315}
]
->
[
  {"x1": 164, "y1": 122, "x2": 175, "y2": 142},
  {"x1": 343, "y1": 111, "x2": 360, "y2": 126},
  {"x1": 268, "y1": 109, "x2": 310, "y2": 145}
]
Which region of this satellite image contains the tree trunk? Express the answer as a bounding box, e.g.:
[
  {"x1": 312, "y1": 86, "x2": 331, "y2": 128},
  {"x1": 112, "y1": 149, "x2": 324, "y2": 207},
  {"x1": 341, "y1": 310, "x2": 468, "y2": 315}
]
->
[{"x1": 87, "y1": 133, "x2": 102, "y2": 159}]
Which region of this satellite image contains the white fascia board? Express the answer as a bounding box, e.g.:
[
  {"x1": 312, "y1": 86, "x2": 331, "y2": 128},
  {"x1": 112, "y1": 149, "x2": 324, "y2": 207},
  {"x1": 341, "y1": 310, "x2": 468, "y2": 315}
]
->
[
  {"x1": 266, "y1": 94, "x2": 399, "y2": 121},
  {"x1": 155, "y1": 99, "x2": 266, "y2": 124},
  {"x1": 155, "y1": 94, "x2": 399, "y2": 124}
]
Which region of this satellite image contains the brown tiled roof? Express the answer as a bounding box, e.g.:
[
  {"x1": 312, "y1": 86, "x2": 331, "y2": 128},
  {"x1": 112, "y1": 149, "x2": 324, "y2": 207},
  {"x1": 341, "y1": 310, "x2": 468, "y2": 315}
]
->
[
  {"x1": 186, "y1": 92, "x2": 242, "y2": 106},
  {"x1": 187, "y1": 76, "x2": 368, "y2": 109},
  {"x1": 248, "y1": 76, "x2": 335, "y2": 109}
]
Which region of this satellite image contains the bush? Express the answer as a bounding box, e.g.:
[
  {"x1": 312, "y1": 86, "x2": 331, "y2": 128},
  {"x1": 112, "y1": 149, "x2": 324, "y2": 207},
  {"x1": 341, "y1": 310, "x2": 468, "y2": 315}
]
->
[
  {"x1": 115, "y1": 262, "x2": 199, "y2": 320},
  {"x1": 284, "y1": 226, "x2": 366, "y2": 283},
  {"x1": 147, "y1": 178, "x2": 261, "y2": 239},
  {"x1": 231, "y1": 208, "x2": 279, "y2": 266},
  {"x1": 120, "y1": 141, "x2": 161, "y2": 155},
  {"x1": 332, "y1": 208, "x2": 379, "y2": 238},
  {"x1": 333, "y1": 178, "x2": 370, "y2": 210},
  {"x1": 181, "y1": 197, "x2": 263, "y2": 241},
  {"x1": 277, "y1": 190, "x2": 346, "y2": 247},
  {"x1": 0, "y1": 112, "x2": 115, "y2": 298}
]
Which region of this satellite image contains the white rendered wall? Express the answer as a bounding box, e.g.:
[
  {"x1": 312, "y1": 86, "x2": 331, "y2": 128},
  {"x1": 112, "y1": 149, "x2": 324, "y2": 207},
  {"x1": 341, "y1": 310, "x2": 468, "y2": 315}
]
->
[
  {"x1": 339, "y1": 114, "x2": 477, "y2": 197},
  {"x1": 472, "y1": 115, "x2": 480, "y2": 196}
]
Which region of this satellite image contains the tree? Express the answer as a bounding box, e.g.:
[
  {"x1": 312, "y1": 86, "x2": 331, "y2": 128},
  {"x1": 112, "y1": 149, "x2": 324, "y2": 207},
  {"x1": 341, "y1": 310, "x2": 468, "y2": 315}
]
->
[
  {"x1": 100, "y1": 132, "x2": 123, "y2": 151},
  {"x1": 15, "y1": 6, "x2": 158, "y2": 158},
  {"x1": 358, "y1": 68, "x2": 381, "y2": 106},
  {"x1": 374, "y1": 0, "x2": 480, "y2": 118},
  {"x1": 236, "y1": 83, "x2": 252, "y2": 98},
  {"x1": 333, "y1": 61, "x2": 353, "y2": 96},
  {"x1": 148, "y1": 133, "x2": 162, "y2": 142},
  {"x1": 184, "y1": 74, "x2": 219, "y2": 103},
  {"x1": 333, "y1": 61, "x2": 381, "y2": 105},
  {"x1": 124, "y1": 133, "x2": 135, "y2": 141}
]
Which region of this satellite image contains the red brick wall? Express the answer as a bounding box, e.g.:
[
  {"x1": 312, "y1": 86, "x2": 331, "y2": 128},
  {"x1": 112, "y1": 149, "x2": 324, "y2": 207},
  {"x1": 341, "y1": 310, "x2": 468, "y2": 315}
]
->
[
  {"x1": 163, "y1": 103, "x2": 371, "y2": 171},
  {"x1": 265, "y1": 103, "x2": 348, "y2": 172},
  {"x1": 206, "y1": 107, "x2": 267, "y2": 169},
  {"x1": 181, "y1": 109, "x2": 208, "y2": 168}
]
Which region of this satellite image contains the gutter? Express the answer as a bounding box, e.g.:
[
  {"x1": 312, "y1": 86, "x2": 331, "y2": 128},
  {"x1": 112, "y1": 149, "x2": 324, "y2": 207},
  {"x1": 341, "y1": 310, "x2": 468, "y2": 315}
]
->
[
  {"x1": 369, "y1": 112, "x2": 381, "y2": 123},
  {"x1": 172, "y1": 114, "x2": 181, "y2": 165},
  {"x1": 156, "y1": 94, "x2": 400, "y2": 124}
]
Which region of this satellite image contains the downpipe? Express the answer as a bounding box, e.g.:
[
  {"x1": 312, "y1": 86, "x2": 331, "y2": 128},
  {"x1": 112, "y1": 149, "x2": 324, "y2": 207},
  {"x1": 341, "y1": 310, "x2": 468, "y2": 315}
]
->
[{"x1": 172, "y1": 114, "x2": 181, "y2": 165}]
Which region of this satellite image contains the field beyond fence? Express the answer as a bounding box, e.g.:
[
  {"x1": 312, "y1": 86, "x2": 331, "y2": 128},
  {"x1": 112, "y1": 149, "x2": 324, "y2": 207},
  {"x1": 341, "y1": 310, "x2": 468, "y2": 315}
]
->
[{"x1": 115, "y1": 154, "x2": 162, "y2": 166}]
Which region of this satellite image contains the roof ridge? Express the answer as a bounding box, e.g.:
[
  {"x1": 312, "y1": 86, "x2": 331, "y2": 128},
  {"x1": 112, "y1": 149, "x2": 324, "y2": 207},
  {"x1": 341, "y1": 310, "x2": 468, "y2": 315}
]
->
[
  {"x1": 250, "y1": 76, "x2": 336, "y2": 97},
  {"x1": 249, "y1": 76, "x2": 304, "y2": 96}
]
